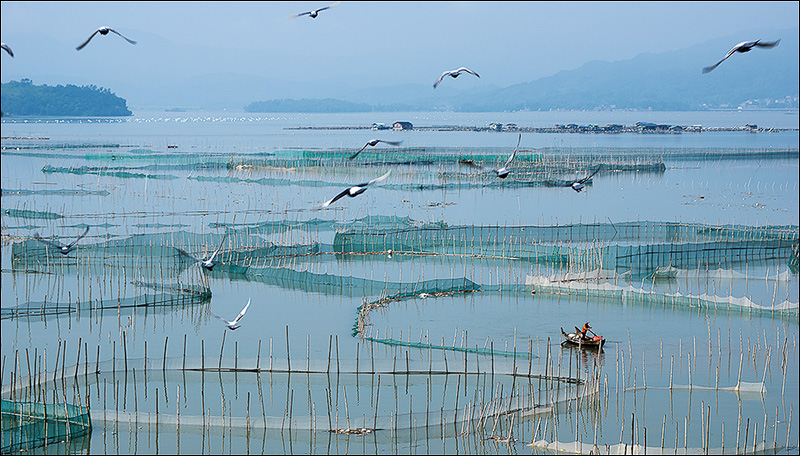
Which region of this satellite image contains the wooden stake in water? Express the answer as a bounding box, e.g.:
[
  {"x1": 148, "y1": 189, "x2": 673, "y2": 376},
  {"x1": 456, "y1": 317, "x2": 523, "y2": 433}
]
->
[
  {"x1": 327, "y1": 335, "x2": 332, "y2": 373},
  {"x1": 219, "y1": 332, "x2": 226, "y2": 370},
  {"x1": 257, "y1": 339, "x2": 262, "y2": 371},
  {"x1": 374, "y1": 375, "x2": 381, "y2": 430}
]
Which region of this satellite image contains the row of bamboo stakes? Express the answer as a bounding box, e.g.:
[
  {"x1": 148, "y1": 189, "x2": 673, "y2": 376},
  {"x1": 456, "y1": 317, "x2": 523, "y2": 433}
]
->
[{"x1": 2, "y1": 319, "x2": 797, "y2": 454}]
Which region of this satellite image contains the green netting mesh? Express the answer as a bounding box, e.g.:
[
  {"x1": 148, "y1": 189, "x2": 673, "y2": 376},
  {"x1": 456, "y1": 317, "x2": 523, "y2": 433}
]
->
[
  {"x1": 6, "y1": 219, "x2": 796, "y2": 320},
  {"x1": 359, "y1": 337, "x2": 536, "y2": 360},
  {"x1": 1, "y1": 291, "x2": 211, "y2": 319},
  {"x1": 1, "y1": 399, "x2": 91, "y2": 453},
  {"x1": 333, "y1": 221, "x2": 799, "y2": 273},
  {"x1": 41, "y1": 164, "x2": 180, "y2": 180},
  {"x1": 6, "y1": 236, "x2": 213, "y2": 319},
  {"x1": 242, "y1": 268, "x2": 479, "y2": 298},
  {"x1": 2, "y1": 208, "x2": 63, "y2": 220}
]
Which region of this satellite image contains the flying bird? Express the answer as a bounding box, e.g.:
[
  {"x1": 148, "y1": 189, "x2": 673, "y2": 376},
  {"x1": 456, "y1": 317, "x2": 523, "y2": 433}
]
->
[
  {"x1": 34, "y1": 227, "x2": 90, "y2": 255},
  {"x1": 76, "y1": 26, "x2": 137, "y2": 51},
  {"x1": 201, "y1": 233, "x2": 228, "y2": 270},
  {"x1": 702, "y1": 39, "x2": 780, "y2": 73},
  {"x1": 459, "y1": 133, "x2": 521, "y2": 179},
  {"x1": 349, "y1": 139, "x2": 403, "y2": 160},
  {"x1": 323, "y1": 170, "x2": 391, "y2": 207},
  {"x1": 1, "y1": 43, "x2": 13, "y2": 57},
  {"x1": 288, "y1": 1, "x2": 340, "y2": 19},
  {"x1": 433, "y1": 67, "x2": 480, "y2": 89},
  {"x1": 211, "y1": 298, "x2": 251, "y2": 331},
  {"x1": 567, "y1": 165, "x2": 603, "y2": 192}
]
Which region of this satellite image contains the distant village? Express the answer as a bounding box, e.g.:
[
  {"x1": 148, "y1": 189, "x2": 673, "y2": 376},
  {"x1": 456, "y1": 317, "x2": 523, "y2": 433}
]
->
[{"x1": 289, "y1": 121, "x2": 795, "y2": 134}]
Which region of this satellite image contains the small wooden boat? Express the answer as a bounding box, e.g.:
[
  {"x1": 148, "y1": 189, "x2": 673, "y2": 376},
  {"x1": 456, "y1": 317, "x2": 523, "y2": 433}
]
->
[{"x1": 561, "y1": 327, "x2": 606, "y2": 350}]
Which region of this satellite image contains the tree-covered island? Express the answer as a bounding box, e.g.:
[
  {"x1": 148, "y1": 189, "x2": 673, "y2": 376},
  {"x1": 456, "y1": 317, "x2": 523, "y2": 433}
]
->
[{"x1": 1, "y1": 79, "x2": 132, "y2": 116}]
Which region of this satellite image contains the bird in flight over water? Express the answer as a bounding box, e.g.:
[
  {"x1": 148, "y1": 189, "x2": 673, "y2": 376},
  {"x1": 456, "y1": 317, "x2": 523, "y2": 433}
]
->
[
  {"x1": 460, "y1": 133, "x2": 521, "y2": 179},
  {"x1": 433, "y1": 67, "x2": 480, "y2": 88},
  {"x1": 702, "y1": 39, "x2": 780, "y2": 73},
  {"x1": 201, "y1": 233, "x2": 228, "y2": 270},
  {"x1": 34, "y1": 227, "x2": 90, "y2": 255},
  {"x1": 349, "y1": 139, "x2": 403, "y2": 160},
  {"x1": 323, "y1": 170, "x2": 392, "y2": 207},
  {"x1": 211, "y1": 298, "x2": 251, "y2": 331},
  {"x1": 76, "y1": 26, "x2": 137, "y2": 50},
  {"x1": 568, "y1": 165, "x2": 603, "y2": 192},
  {"x1": 288, "y1": 2, "x2": 340, "y2": 19},
  {"x1": 1, "y1": 43, "x2": 13, "y2": 57}
]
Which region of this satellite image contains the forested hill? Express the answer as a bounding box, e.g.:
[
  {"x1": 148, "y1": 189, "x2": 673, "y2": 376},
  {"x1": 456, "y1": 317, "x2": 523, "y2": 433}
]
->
[{"x1": 1, "y1": 79, "x2": 132, "y2": 116}]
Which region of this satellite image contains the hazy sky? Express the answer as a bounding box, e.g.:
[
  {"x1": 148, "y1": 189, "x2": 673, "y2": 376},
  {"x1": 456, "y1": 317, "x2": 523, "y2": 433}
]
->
[{"x1": 1, "y1": 1, "x2": 798, "y2": 106}]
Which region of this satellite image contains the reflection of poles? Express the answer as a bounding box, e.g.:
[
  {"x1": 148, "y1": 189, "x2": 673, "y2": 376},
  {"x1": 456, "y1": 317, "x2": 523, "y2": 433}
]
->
[
  {"x1": 286, "y1": 326, "x2": 291, "y2": 372},
  {"x1": 786, "y1": 406, "x2": 793, "y2": 453},
  {"x1": 163, "y1": 336, "x2": 169, "y2": 373},
  {"x1": 743, "y1": 417, "x2": 750, "y2": 454}
]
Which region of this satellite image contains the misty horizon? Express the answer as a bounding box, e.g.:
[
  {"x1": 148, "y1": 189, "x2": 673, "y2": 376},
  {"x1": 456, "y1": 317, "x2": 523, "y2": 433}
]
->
[{"x1": 1, "y1": 2, "x2": 798, "y2": 110}]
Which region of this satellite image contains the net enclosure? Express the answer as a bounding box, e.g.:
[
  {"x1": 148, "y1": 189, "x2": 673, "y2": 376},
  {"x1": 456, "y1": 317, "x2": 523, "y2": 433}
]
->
[{"x1": 1, "y1": 399, "x2": 91, "y2": 453}]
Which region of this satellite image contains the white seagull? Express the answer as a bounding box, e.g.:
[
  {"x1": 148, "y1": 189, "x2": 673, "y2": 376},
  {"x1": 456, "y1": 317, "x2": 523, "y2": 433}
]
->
[
  {"x1": 288, "y1": 2, "x2": 340, "y2": 19},
  {"x1": 34, "y1": 227, "x2": 90, "y2": 255},
  {"x1": 201, "y1": 233, "x2": 228, "y2": 270},
  {"x1": 211, "y1": 298, "x2": 251, "y2": 331},
  {"x1": 702, "y1": 39, "x2": 780, "y2": 73},
  {"x1": 460, "y1": 133, "x2": 521, "y2": 179},
  {"x1": 323, "y1": 170, "x2": 391, "y2": 207},
  {"x1": 76, "y1": 26, "x2": 137, "y2": 51},
  {"x1": 1, "y1": 43, "x2": 13, "y2": 57},
  {"x1": 349, "y1": 139, "x2": 403, "y2": 160},
  {"x1": 567, "y1": 165, "x2": 603, "y2": 192},
  {"x1": 433, "y1": 67, "x2": 480, "y2": 89}
]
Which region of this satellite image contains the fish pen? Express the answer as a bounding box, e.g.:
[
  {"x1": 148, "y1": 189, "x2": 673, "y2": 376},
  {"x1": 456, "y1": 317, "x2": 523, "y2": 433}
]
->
[{"x1": 1, "y1": 398, "x2": 92, "y2": 453}]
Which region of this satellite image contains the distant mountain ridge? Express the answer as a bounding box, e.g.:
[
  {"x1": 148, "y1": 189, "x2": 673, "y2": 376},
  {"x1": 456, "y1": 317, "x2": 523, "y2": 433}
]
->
[
  {"x1": 246, "y1": 28, "x2": 799, "y2": 112},
  {"x1": 468, "y1": 31, "x2": 799, "y2": 111}
]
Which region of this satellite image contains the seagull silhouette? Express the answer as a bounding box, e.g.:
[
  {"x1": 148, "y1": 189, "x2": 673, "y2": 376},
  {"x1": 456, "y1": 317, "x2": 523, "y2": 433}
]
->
[
  {"x1": 433, "y1": 67, "x2": 480, "y2": 89},
  {"x1": 567, "y1": 165, "x2": 603, "y2": 192},
  {"x1": 323, "y1": 170, "x2": 391, "y2": 207},
  {"x1": 288, "y1": 1, "x2": 340, "y2": 19},
  {"x1": 702, "y1": 39, "x2": 780, "y2": 73},
  {"x1": 1, "y1": 43, "x2": 13, "y2": 57},
  {"x1": 34, "y1": 227, "x2": 90, "y2": 255},
  {"x1": 459, "y1": 133, "x2": 521, "y2": 179},
  {"x1": 76, "y1": 26, "x2": 137, "y2": 51},
  {"x1": 211, "y1": 298, "x2": 251, "y2": 331},
  {"x1": 201, "y1": 234, "x2": 228, "y2": 270},
  {"x1": 349, "y1": 139, "x2": 403, "y2": 160}
]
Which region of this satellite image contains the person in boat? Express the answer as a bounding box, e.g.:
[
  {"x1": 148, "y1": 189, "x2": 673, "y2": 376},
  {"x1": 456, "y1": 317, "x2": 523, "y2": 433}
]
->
[{"x1": 580, "y1": 322, "x2": 592, "y2": 340}]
